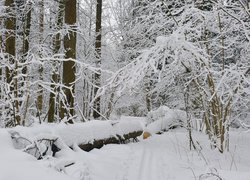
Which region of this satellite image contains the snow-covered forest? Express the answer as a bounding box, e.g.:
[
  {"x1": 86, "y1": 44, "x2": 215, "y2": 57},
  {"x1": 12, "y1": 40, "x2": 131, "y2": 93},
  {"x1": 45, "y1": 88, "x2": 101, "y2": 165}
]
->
[{"x1": 0, "y1": 0, "x2": 250, "y2": 179}]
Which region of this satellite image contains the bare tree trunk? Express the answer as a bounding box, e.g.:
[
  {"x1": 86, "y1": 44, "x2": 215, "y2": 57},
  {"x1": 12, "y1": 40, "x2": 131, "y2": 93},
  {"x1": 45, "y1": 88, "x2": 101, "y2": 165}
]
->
[
  {"x1": 5, "y1": 0, "x2": 15, "y2": 87},
  {"x1": 20, "y1": 0, "x2": 32, "y2": 126},
  {"x1": 145, "y1": 86, "x2": 152, "y2": 112},
  {"x1": 37, "y1": 0, "x2": 44, "y2": 119},
  {"x1": 0, "y1": 19, "x2": 3, "y2": 105},
  {"x1": 60, "y1": 0, "x2": 76, "y2": 122},
  {"x1": 48, "y1": 0, "x2": 64, "y2": 123},
  {"x1": 4, "y1": 0, "x2": 20, "y2": 125},
  {"x1": 93, "y1": 0, "x2": 103, "y2": 119},
  {"x1": 16, "y1": 0, "x2": 32, "y2": 89},
  {"x1": 22, "y1": 1, "x2": 31, "y2": 72},
  {"x1": 144, "y1": 73, "x2": 152, "y2": 113},
  {"x1": 106, "y1": 91, "x2": 114, "y2": 119}
]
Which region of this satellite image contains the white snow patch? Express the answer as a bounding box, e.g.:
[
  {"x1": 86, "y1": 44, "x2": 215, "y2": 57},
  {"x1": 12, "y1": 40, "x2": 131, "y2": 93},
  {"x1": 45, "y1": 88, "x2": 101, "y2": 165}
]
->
[{"x1": 0, "y1": 129, "x2": 72, "y2": 180}]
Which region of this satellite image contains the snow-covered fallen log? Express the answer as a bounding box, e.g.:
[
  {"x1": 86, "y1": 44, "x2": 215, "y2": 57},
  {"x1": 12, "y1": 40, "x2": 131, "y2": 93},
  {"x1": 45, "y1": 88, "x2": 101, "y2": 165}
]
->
[
  {"x1": 55, "y1": 120, "x2": 143, "y2": 151},
  {"x1": 8, "y1": 120, "x2": 143, "y2": 158},
  {"x1": 145, "y1": 106, "x2": 187, "y2": 134}
]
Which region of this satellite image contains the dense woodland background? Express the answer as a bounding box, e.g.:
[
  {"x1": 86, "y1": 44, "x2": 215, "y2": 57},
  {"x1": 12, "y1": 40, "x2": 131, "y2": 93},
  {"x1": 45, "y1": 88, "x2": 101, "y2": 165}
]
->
[{"x1": 0, "y1": 0, "x2": 250, "y2": 153}]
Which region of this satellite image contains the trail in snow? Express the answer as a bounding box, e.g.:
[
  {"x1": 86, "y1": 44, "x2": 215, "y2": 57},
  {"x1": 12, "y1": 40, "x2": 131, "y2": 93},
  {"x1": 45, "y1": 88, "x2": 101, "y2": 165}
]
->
[
  {"x1": 83, "y1": 130, "x2": 250, "y2": 180},
  {"x1": 125, "y1": 144, "x2": 166, "y2": 180},
  {"x1": 85, "y1": 132, "x2": 196, "y2": 180}
]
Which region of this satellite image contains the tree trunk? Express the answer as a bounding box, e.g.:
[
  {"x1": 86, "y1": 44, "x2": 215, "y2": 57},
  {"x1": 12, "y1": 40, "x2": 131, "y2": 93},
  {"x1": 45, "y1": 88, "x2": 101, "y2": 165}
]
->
[
  {"x1": 37, "y1": 0, "x2": 44, "y2": 119},
  {"x1": 78, "y1": 130, "x2": 142, "y2": 151},
  {"x1": 48, "y1": 0, "x2": 64, "y2": 123},
  {"x1": 22, "y1": 1, "x2": 31, "y2": 70},
  {"x1": 93, "y1": 0, "x2": 103, "y2": 119},
  {"x1": 5, "y1": 0, "x2": 15, "y2": 85},
  {"x1": 4, "y1": 0, "x2": 20, "y2": 125},
  {"x1": 60, "y1": 0, "x2": 76, "y2": 122},
  {"x1": 20, "y1": 0, "x2": 32, "y2": 125},
  {"x1": 0, "y1": 17, "x2": 3, "y2": 111}
]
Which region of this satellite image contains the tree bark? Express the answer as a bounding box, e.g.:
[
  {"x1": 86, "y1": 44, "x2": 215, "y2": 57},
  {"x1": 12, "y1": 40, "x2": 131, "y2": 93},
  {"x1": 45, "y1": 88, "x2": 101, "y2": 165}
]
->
[
  {"x1": 4, "y1": 0, "x2": 20, "y2": 125},
  {"x1": 20, "y1": 0, "x2": 32, "y2": 126},
  {"x1": 48, "y1": 0, "x2": 65, "y2": 123},
  {"x1": 78, "y1": 131, "x2": 142, "y2": 151},
  {"x1": 5, "y1": 0, "x2": 15, "y2": 85},
  {"x1": 60, "y1": 0, "x2": 76, "y2": 122},
  {"x1": 93, "y1": 0, "x2": 103, "y2": 119},
  {"x1": 37, "y1": 0, "x2": 44, "y2": 119}
]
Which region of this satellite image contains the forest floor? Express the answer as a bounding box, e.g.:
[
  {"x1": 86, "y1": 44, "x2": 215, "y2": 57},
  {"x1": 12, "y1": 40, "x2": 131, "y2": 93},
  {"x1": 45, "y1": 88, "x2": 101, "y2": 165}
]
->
[{"x1": 1, "y1": 124, "x2": 250, "y2": 180}]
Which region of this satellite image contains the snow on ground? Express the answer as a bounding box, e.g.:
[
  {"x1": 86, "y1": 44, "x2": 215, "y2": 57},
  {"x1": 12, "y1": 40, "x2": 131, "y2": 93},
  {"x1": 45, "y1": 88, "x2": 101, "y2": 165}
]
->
[
  {"x1": 64, "y1": 129, "x2": 250, "y2": 180},
  {"x1": 1, "y1": 123, "x2": 250, "y2": 180},
  {"x1": 0, "y1": 130, "x2": 72, "y2": 180}
]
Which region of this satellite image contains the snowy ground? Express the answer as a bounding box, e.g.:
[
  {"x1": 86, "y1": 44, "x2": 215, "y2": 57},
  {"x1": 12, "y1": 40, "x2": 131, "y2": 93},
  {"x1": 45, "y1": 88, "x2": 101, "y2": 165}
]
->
[{"x1": 1, "y1": 126, "x2": 250, "y2": 180}]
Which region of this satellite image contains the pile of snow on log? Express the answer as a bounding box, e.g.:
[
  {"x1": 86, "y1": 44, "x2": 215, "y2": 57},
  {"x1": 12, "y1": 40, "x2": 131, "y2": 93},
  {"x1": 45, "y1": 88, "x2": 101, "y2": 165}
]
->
[
  {"x1": 145, "y1": 106, "x2": 187, "y2": 134},
  {"x1": 8, "y1": 120, "x2": 143, "y2": 159}
]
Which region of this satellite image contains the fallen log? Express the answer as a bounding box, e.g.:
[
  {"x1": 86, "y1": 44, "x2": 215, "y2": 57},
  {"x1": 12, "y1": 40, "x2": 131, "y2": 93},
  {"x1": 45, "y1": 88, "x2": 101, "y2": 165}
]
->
[
  {"x1": 56, "y1": 120, "x2": 143, "y2": 151},
  {"x1": 145, "y1": 106, "x2": 186, "y2": 135},
  {"x1": 8, "y1": 120, "x2": 143, "y2": 157},
  {"x1": 78, "y1": 130, "x2": 142, "y2": 151}
]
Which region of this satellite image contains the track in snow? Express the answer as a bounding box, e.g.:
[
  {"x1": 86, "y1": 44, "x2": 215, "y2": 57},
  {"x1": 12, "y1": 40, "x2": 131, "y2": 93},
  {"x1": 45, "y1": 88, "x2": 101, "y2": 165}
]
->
[
  {"x1": 80, "y1": 132, "x2": 248, "y2": 180},
  {"x1": 124, "y1": 144, "x2": 168, "y2": 180}
]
